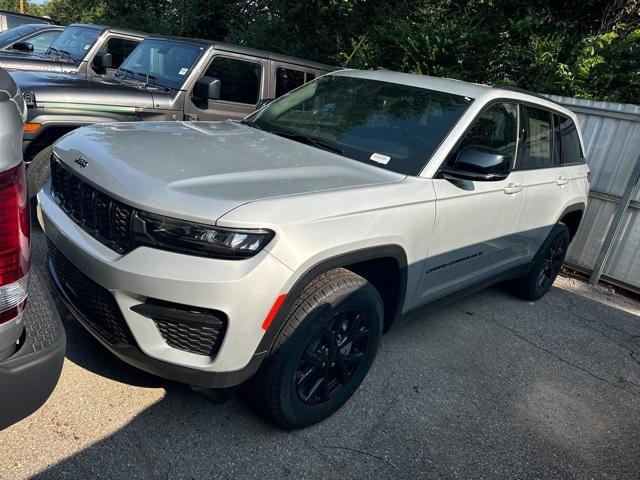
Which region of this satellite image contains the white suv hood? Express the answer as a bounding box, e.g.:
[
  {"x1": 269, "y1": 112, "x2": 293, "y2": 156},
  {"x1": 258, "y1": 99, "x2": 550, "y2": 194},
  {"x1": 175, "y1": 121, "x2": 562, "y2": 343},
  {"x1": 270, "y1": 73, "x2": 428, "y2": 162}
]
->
[{"x1": 52, "y1": 120, "x2": 404, "y2": 224}]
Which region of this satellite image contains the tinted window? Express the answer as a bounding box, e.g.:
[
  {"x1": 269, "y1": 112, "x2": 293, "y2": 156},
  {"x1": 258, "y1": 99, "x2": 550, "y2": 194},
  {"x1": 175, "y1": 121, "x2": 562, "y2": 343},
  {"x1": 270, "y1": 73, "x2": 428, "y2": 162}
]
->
[
  {"x1": 117, "y1": 39, "x2": 204, "y2": 90},
  {"x1": 47, "y1": 26, "x2": 100, "y2": 62},
  {"x1": 519, "y1": 106, "x2": 553, "y2": 169},
  {"x1": 99, "y1": 37, "x2": 140, "y2": 69},
  {"x1": 249, "y1": 75, "x2": 473, "y2": 175},
  {"x1": 451, "y1": 102, "x2": 518, "y2": 165},
  {"x1": 27, "y1": 30, "x2": 61, "y2": 53},
  {"x1": 552, "y1": 114, "x2": 562, "y2": 165},
  {"x1": 559, "y1": 115, "x2": 583, "y2": 164},
  {"x1": 275, "y1": 67, "x2": 305, "y2": 98},
  {"x1": 205, "y1": 57, "x2": 261, "y2": 104}
]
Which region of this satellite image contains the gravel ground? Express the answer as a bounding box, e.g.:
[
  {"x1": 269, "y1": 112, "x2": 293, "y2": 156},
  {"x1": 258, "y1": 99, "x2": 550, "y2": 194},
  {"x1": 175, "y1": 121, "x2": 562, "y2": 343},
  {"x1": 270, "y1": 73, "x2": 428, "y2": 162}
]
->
[{"x1": 1, "y1": 227, "x2": 639, "y2": 479}]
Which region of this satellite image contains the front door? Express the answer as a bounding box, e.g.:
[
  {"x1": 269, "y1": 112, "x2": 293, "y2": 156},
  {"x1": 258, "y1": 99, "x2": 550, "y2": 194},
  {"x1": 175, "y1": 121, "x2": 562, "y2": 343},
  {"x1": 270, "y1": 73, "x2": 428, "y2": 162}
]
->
[
  {"x1": 184, "y1": 54, "x2": 266, "y2": 121},
  {"x1": 413, "y1": 101, "x2": 528, "y2": 306}
]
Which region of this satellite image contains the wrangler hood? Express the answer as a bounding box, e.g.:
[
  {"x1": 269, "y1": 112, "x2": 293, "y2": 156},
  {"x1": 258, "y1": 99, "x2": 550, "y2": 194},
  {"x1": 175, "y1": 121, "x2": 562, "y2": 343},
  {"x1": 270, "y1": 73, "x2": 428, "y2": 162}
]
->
[
  {"x1": 52, "y1": 120, "x2": 404, "y2": 224},
  {"x1": 10, "y1": 70, "x2": 155, "y2": 110}
]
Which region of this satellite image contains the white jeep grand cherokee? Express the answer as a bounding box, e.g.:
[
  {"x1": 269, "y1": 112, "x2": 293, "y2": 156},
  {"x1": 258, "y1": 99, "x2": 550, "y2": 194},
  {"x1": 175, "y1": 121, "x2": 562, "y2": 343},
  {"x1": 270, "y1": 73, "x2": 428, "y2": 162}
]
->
[{"x1": 38, "y1": 70, "x2": 589, "y2": 428}]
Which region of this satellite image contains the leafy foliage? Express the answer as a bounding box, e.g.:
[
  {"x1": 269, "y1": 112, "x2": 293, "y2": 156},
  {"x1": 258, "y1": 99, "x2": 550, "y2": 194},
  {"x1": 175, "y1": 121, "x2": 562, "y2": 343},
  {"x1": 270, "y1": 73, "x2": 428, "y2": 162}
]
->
[{"x1": 8, "y1": 0, "x2": 640, "y2": 103}]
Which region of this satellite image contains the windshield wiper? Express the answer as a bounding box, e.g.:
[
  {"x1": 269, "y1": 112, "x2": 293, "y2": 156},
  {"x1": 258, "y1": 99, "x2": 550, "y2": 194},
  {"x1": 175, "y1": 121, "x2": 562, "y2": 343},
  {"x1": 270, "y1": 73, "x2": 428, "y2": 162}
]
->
[
  {"x1": 272, "y1": 129, "x2": 344, "y2": 155},
  {"x1": 115, "y1": 68, "x2": 135, "y2": 80},
  {"x1": 45, "y1": 46, "x2": 59, "y2": 57}
]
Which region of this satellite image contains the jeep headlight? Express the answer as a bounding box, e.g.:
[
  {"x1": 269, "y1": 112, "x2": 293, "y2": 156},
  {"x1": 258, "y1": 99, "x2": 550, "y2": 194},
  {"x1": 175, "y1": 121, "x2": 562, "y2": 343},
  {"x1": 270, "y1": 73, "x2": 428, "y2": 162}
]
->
[{"x1": 138, "y1": 213, "x2": 274, "y2": 259}]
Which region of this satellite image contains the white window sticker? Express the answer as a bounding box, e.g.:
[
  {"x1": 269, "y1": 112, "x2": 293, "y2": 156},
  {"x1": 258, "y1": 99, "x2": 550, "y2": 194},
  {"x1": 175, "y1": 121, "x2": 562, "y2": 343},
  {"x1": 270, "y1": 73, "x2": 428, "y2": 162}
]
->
[
  {"x1": 178, "y1": 67, "x2": 189, "y2": 76},
  {"x1": 370, "y1": 153, "x2": 391, "y2": 165},
  {"x1": 83, "y1": 44, "x2": 90, "y2": 50}
]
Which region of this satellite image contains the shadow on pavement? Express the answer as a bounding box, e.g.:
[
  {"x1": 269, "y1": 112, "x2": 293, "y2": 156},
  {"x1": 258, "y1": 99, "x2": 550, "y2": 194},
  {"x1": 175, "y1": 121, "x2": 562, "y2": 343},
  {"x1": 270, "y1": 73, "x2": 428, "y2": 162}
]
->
[{"x1": 26, "y1": 270, "x2": 640, "y2": 479}]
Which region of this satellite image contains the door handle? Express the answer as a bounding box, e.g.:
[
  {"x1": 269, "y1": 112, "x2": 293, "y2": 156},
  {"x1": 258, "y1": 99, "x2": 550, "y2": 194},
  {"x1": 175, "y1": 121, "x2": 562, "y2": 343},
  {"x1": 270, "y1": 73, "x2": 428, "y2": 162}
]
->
[
  {"x1": 556, "y1": 176, "x2": 569, "y2": 186},
  {"x1": 503, "y1": 183, "x2": 523, "y2": 194}
]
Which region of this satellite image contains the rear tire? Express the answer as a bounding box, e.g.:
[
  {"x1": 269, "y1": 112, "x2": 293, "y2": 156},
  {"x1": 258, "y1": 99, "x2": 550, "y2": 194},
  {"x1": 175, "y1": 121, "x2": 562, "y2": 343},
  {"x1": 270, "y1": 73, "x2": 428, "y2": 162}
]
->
[
  {"x1": 254, "y1": 268, "x2": 383, "y2": 429},
  {"x1": 512, "y1": 223, "x2": 570, "y2": 301},
  {"x1": 26, "y1": 146, "x2": 52, "y2": 199}
]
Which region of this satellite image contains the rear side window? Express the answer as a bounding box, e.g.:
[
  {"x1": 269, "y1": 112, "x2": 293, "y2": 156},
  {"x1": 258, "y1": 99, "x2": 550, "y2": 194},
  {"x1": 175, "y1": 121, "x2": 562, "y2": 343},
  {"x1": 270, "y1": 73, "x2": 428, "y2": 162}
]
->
[
  {"x1": 275, "y1": 67, "x2": 317, "y2": 98},
  {"x1": 451, "y1": 102, "x2": 518, "y2": 165},
  {"x1": 519, "y1": 106, "x2": 553, "y2": 169},
  {"x1": 100, "y1": 37, "x2": 140, "y2": 69},
  {"x1": 276, "y1": 67, "x2": 304, "y2": 98},
  {"x1": 205, "y1": 57, "x2": 262, "y2": 104},
  {"x1": 558, "y1": 115, "x2": 583, "y2": 164}
]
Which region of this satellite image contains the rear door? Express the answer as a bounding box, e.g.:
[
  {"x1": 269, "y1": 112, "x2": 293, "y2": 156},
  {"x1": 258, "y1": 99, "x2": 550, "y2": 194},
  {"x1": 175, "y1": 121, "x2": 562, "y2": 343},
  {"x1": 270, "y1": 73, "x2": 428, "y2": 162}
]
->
[
  {"x1": 413, "y1": 101, "x2": 528, "y2": 306},
  {"x1": 514, "y1": 105, "x2": 572, "y2": 258}
]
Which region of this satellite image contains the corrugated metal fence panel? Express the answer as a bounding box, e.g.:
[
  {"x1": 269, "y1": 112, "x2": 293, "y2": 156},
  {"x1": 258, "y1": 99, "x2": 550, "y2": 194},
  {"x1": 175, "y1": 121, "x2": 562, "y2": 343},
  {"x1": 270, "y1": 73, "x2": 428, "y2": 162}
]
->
[
  {"x1": 564, "y1": 197, "x2": 615, "y2": 270},
  {"x1": 545, "y1": 95, "x2": 640, "y2": 292},
  {"x1": 604, "y1": 207, "x2": 640, "y2": 287}
]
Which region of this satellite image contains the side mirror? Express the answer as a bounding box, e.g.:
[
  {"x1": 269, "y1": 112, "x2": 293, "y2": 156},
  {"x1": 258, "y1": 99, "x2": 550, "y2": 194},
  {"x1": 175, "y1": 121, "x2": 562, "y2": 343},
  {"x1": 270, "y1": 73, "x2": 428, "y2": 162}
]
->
[
  {"x1": 93, "y1": 51, "x2": 113, "y2": 69},
  {"x1": 256, "y1": 98, "x2": 274, "y2": 110},
  {"x1": 442, "y1": 147, "x2": 510, "y2": 181},
  {"x1": 11, "y1": 41, "x2": 33, "y2": 53},
  {"x1": 194, "y1": 76, "x2": 221, "y2": 101}
]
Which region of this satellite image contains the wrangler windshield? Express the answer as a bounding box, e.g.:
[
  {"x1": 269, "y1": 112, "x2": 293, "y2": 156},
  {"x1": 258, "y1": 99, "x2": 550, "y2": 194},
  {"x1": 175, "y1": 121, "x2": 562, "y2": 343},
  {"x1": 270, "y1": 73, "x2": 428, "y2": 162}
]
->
[
  {"x1": 46, "y1": 26, "x2": 99, "y2": 62},
  {"x1": 116, "y1": 39, "x2": 205, "y2": 90},
  {"x1": 248, "y1": 75, "x2": 473, "y2": 175}
]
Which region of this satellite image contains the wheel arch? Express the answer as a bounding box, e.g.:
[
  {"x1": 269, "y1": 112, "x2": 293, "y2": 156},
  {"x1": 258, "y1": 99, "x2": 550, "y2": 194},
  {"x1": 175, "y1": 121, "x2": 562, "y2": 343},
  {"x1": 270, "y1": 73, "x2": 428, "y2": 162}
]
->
[
  {"x1": 257, "y1": 245, "x2": 408, "y2": 355},
  {"x1": 558, "y1": 202, "x2": 585, "y2": 241}
]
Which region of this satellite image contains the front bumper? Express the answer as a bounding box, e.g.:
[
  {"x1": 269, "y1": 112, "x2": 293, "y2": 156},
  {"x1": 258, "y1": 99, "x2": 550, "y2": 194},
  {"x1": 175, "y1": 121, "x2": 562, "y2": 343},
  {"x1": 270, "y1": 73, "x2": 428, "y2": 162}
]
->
[
  {"x1": 0, "y1": 271, "x2": 65, "y2": 431},
  {"x1": 37, "y1": 184, "x2": 292, "y2": 387}
]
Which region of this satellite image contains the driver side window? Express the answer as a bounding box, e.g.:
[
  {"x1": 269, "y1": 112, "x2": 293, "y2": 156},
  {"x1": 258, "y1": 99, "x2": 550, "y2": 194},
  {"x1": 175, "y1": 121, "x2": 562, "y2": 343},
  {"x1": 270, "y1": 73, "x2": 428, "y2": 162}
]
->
[{"x1": 449, "y1": 102, "x2": 518, "y2": 167}]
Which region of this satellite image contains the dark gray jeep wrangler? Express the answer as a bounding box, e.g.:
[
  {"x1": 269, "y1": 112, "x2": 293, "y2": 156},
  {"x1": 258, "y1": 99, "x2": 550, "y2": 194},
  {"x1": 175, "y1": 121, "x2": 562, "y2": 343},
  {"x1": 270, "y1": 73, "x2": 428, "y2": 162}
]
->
[
  {"x1": 14, "y1": 35, "x2": 336, "y2": 197},
  {"x1": 0, "y1": 23, "x2": 146, "y2": 77}
]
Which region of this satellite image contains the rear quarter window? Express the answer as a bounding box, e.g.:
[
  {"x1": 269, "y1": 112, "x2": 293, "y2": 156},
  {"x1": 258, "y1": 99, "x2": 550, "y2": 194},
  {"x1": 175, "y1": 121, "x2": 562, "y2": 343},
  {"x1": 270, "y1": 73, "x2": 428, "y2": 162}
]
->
[{"x1": 558, "y1": 115, "x2": 584, "y2": 165}]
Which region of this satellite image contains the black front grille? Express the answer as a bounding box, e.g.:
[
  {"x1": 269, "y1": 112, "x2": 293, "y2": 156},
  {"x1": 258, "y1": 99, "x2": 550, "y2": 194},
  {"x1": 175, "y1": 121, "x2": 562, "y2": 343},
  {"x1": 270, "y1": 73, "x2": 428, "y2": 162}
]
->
[
  {"x1": 50, "y1": 157, "x2": 133, "y2": 253},
  {"x1": 48, "y1": 241, "x2": 134, "y2": 345},
  {"x1": 155, "y1": 319, "x2": 225, "y2": 357}
]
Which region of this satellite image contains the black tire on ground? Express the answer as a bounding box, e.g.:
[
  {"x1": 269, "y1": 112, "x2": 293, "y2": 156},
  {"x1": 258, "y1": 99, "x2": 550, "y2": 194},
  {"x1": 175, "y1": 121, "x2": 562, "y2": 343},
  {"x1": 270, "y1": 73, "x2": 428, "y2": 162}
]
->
[
  {"x1": 254, "y1": 268, "x2": 384, "y2": 429},
  {"x1": 26, "y1": 146, "x2": 53, "y2": 199},
  {"x1": 512, "y1": 223, "x2": 570, "y2": 301}
]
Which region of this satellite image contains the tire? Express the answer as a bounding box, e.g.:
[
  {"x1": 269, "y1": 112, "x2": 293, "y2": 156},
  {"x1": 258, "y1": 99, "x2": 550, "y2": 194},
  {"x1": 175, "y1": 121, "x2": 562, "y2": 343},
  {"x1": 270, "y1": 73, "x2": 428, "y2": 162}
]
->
[
  {"x1": 254, "y1": 268, "x2": 383, "y2": 429},
  {"x1": 26, "y1": 146, "x2": 53, "y2": 199},
  {"x1": 512, "y1": 223, "x2": 570, "y2": 301}
]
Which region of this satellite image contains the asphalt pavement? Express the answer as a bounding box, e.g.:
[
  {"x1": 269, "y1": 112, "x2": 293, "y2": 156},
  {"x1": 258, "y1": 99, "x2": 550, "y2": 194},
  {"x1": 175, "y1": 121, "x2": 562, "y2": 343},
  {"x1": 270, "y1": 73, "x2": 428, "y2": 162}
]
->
[{"x1": 1, "y1": 226, "x2": 639, "y2": 479}]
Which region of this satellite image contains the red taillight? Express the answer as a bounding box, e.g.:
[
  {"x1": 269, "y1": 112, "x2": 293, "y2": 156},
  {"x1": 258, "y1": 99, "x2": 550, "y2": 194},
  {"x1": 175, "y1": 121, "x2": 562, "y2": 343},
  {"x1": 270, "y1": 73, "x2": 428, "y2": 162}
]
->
[{"x1": 0, "y1": 163, "x2": 30, "y2": 324}]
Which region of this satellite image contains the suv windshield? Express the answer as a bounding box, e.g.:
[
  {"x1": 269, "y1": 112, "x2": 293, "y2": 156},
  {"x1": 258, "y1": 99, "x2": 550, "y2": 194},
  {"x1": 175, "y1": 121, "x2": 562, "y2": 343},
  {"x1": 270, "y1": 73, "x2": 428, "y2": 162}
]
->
[
  {"x1": 116, "y1": 39, "x2": 204, "y2": 90},
  {"x1": 249, "y1": 75, "x2": 473, "y2": 175},
  {"x1": 46, "y1": 26, "x2": 100, "y2": 62}
]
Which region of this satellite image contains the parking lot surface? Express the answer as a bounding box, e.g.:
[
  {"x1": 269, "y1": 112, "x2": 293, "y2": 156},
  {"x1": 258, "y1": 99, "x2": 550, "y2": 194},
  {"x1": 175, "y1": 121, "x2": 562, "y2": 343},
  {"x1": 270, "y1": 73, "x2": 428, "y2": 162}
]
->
[{"x1": 1, "y1": 227, "x2": 639, "y2": 479}]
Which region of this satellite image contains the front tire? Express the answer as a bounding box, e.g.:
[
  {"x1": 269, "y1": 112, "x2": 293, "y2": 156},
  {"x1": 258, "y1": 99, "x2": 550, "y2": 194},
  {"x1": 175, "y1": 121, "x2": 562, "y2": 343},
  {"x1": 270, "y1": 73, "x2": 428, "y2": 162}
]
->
[
  {"x1": 26, "y1": 146, "x2": 53, "y2": 199},
  {"x1": 513, "y1": 223, "x2": 570, "y2": 301},
  {"x1": 255, "y1": 268, "x2": 383, "y2": 429}
]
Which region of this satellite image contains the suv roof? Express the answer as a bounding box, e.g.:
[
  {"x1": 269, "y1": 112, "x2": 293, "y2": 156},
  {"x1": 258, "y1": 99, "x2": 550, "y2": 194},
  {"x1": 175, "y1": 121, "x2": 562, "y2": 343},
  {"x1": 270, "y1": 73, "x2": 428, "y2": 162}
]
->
[
  {"x1": 66, "y1": 23, "x2": 147, "y2": 38},
  {"x1": 146, "y1": 35, "x2": 339, "y2": 72},
  {"x1": 333, "y1": 69, "x2": 576, "y2": 120},
  {"x1": 0, "y1": 10, "x2": 56, "y2": 25}
]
